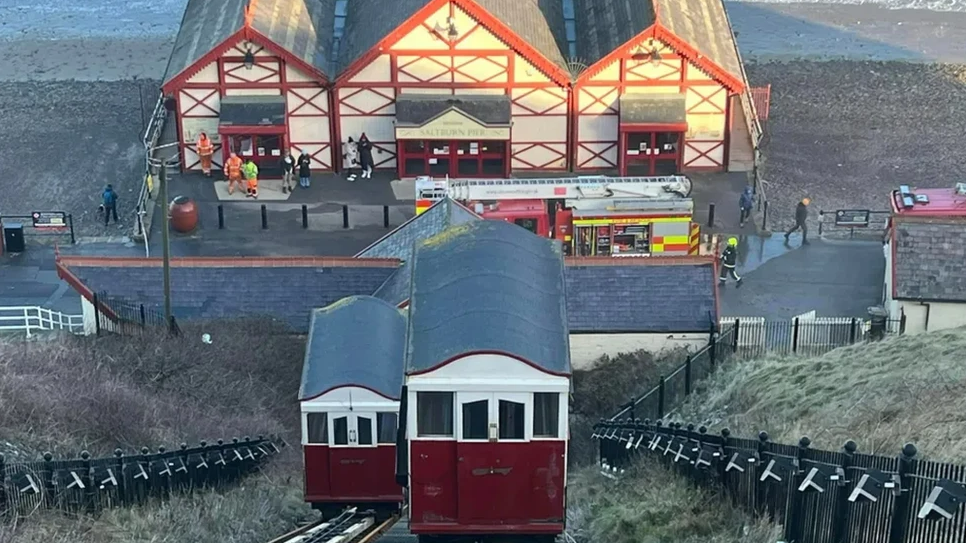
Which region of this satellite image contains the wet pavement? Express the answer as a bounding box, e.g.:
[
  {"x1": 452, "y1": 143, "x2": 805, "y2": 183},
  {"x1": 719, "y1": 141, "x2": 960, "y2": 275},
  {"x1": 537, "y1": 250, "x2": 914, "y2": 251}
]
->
[{"x1": 720, "y1": 233, "x2": 887, "y2": 319}]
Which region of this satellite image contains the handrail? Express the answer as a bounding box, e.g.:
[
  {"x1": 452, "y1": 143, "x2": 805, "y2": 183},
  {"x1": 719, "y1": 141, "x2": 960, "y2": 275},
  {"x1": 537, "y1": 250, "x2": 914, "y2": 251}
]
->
[{"x1": 0, "y1": 306, "x2": 85, "y2": 337}]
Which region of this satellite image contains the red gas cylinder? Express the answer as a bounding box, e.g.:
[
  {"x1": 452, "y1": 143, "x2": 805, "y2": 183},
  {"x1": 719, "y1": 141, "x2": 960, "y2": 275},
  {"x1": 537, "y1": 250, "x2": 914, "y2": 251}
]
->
[{"x1": 169, "y1": 196, "x2": 198, "y2": 233}]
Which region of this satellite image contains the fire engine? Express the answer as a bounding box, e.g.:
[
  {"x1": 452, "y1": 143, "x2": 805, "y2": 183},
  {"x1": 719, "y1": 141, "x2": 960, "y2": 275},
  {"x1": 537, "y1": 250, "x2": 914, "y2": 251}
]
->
[{"x1": 415, "y1": 175, "x2": 699, "y2": 256}]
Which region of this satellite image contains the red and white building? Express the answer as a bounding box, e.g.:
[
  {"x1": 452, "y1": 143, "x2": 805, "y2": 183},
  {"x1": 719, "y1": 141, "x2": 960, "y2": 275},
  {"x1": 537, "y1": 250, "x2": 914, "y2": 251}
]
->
[
  {"x1": 161, "y1": 0, "x2": 334, "y2": 174},
  {"x1": 161, "y1": 0, "x2": 758, "y2": 178}
]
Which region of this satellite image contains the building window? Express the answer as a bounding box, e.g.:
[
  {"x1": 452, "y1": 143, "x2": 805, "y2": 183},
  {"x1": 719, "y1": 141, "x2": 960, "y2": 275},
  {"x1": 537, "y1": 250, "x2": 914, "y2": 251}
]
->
[
  {"x1": 357, "y1": 416, "x2": 374, "y2": 445},
  {"x1": 307, "y1": 412, "x2": 328, "y2": 444},
  {"x1": 332, "y1": 415, "x2": 349, "y2": 445},
  {"x1": 533, "y1": 393, "x2": 559, "y2": 438},
  {"x1": 499, "y1": 399, "x2": 526, "y2": 440},
  {"x1": 377, "y1": 412, "x2": 398, "y2": 444},
  {"x1": 462, "y1": 399, "x2": 489, "y2": 440},
  {"x1": 417, "y1": 392, "x2": 454, "y2": 437}
]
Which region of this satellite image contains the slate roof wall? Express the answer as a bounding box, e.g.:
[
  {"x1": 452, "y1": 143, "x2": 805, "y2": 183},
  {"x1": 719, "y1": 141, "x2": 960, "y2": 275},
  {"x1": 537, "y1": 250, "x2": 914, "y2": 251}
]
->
[
  {"x1": 163, "y1": 0, "x2": 247, "y2": 85},
  {"x1": 407, "y1": 220, "x2": 570, "y2": 375},
  {"x1": 473, "y1": 0, "x2": 569, "y2": 71},
  {"x1": 654, "y1": 0, "x2": 743, "y2": 80},
  {"x1": 337, "y1": 0, "x2": 430, "y2": 75},
  {"x1": 571, "y1": 0, "x2": 655, "y2": 68},
  {"x1": 250, "y1": 0, "x2": 336, "y2": 75},
  {"x1": 565, "y1": 260, "x2": 717, "y2": 333},
  {"x1": 395, "y1": 95, "x2": 512, "y2": 126},
  {"x1": 893, "y1": 219, "x2": 966, "y2": 302},
  {"x1": 64, "y1": 260, "x2": 397, "y2": 333},
  {"x1": 300, "y1": 296, "x2": 406, "y2": 401}
]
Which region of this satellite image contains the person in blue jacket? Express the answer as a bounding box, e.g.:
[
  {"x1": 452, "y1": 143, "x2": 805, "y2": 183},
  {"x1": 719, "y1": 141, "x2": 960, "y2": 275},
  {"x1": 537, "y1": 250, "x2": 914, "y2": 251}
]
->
[
  {"x1": 102, "y1": 184, "x2": 119, "y2": 226},
  {"x1": 738, "y1": 186, "x2": 754, "y2": 228}
]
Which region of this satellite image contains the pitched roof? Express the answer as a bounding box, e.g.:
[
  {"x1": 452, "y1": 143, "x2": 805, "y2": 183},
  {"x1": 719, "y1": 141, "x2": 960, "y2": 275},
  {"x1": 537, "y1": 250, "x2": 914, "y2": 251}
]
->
[
  {"x1": 163, "y1": 0, "x2": 335, "y2": 87},
  {"x1": 571, "y1": 0, "x2": 655, "y2": 68},
  {"x1": 406, "y1": 220, "x2": 570, "y2": 375},
  {"x1": 300, "y1": 296, "x2": 407, "y2": 401},
  {"x1": 395, "y1": 95, "x2": 512, "y2": 127},
  {"x1": 565, "y1": 258, "x2": 717, "y2": 333},
  {"x1": 893, "y1": 219, "x2": 966, "y2": 302},
  {"x1": 337, "y1": 0, "x2": 431, "y2": 75},
  {"x1": 654, "y1": 0, "x2": 743, "y2": 80},
  {"x1": 361, "y1": 198, "x2": 481, "y2": 307},
  {"x1": 56, "y1": 257, "x2": 398, "y2": 333},
  {"x1": 249, "y1": 0, "x2": 337, "y2": 75},
  {"x1": 472, "y1": 0, "x2": 569, "y2": 71},
  {"x1": 163, "y1": 0, "x2": 247, "y2": 85}
]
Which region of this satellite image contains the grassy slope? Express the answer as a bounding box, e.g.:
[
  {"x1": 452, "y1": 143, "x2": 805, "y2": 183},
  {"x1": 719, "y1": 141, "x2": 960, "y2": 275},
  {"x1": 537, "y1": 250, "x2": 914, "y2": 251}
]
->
[
  {"x1": 675, "y1": 329, "x2": 966, "y2": 462},
  {"x1": 0, "y1": 321, "x2": 314, "y2": 543}
]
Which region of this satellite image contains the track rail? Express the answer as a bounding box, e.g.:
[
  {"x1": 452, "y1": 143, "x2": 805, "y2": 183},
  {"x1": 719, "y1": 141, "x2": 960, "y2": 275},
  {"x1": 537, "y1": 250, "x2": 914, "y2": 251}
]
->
[{"x1": 268, "y1": 509, "x2": 399, "y2": 543}]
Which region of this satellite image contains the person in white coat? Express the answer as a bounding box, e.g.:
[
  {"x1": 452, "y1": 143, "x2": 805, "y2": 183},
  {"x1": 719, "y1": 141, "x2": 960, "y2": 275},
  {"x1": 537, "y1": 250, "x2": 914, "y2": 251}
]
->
[{"x1": 342, "y1": 137, "x2": 359, "y2": 180}]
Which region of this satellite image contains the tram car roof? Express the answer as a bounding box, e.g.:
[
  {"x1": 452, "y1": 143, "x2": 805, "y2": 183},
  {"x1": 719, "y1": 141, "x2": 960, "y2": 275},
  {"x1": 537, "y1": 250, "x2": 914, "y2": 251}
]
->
[
  {"x1": 300, "y1": 295, "x2": 407, "y2": 402},
  {"x1": 405, "y1": 220, "x2": 571, "y2": 377}
]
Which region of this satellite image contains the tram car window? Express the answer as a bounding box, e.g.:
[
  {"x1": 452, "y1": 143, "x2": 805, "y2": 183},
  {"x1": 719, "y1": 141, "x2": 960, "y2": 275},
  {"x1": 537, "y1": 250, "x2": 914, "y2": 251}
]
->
[
  {"x1": 298, "y1": 296, "x2": 407, "y2": 521},
  {"x1": 400, "y1": 221, "x2": 572, "y2": 543}
]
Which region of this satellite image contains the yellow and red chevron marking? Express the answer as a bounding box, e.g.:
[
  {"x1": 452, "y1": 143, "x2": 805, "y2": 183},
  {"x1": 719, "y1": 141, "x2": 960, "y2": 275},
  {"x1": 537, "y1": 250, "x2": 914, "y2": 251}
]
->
[{"x1": 688, "y1": 223, "x2": 701, "y2": 255}]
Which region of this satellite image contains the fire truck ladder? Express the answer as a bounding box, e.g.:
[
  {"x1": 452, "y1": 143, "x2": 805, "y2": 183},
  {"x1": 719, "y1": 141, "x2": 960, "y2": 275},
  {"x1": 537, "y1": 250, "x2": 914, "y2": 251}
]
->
[{"x1": 443, "y1": 175, "x2": 692, "y2": 201}]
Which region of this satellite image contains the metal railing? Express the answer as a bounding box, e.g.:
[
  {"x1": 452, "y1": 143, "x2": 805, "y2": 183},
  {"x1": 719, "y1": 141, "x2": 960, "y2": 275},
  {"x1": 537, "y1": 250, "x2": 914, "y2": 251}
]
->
[
  {"x1": 817, "y1": 209, "x2": 891, "y2": 238},
  {"x1": 135, "y1": 92, "x2": 171, "y2": 256},
  {"x1": 0, "y1": 306, "x2": 84, "y2": 337}
]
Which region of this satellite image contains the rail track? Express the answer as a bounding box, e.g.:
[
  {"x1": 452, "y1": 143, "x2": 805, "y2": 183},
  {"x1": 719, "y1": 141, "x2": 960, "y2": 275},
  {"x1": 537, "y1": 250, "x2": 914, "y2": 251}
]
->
[{"x1": 268, "y1": 508, "x2": 401, "y2": 543}]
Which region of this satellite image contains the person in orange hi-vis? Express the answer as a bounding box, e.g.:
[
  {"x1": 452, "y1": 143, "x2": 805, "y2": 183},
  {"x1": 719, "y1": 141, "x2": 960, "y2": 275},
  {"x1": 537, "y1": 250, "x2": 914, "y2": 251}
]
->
[
  {"x1": 223, "y1": 152, "x2": 244, "y2": 195},
  {"x1": 196, "y1": 132, "x2": 214, "y2": 176}
]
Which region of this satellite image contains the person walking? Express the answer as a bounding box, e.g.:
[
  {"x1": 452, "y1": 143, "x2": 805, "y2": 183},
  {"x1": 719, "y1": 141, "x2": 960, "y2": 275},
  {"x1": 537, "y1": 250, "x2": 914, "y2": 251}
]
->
[
  {"x1": 785, "y1": 198, "x2": 811, "y2": 245},
  {"x1": 358, "y1": 133, "x2": 374, "y2": 179},
  {"x1": 224, "y1": 152, "x2": 244, "y2": 195},
  {"x1": 281, "y1": 150, "x2": 296, "y2": 193},
  {"x1": 719, "y1": 237, "x2": 742, "y2": 287},
  {"x1": 343, "y1": 137, "x2": 359, "y2": 180},
  {"x1": 102, "y1": 184, "x2": 119, "y2": 226},
  {"x1": 243, "y1": 159, "x2": 259, "y2": 199},
  {"x1": 738, "y1": 186, "x2": 754, "y2": 228},
  {"x1": 298, "y1": 151, "x2": 312, "y2": 188},
  {"x1": 196, "y1": 132, "x2": 214, "y2": 177}
]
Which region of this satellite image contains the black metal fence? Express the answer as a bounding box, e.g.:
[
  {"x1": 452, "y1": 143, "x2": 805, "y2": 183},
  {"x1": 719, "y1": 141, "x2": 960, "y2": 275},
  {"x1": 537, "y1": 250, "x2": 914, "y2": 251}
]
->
[
  {"x1": 94, "y1": 291, "x2": 181, "y2": 337},
  {"x1": 593, "y1": 421, "x2": 966, "y2": 543},
  {"x1": 611, "y1": 323, "x2": 738, "y2": 422},
  {"x1": 0, "y1": 436, "x2": 284, "y2": 520}
]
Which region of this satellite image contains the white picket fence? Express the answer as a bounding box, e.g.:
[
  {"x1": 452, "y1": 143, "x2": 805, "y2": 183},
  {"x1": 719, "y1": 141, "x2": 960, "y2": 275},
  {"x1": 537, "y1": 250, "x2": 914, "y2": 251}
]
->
[
  {"x1": 722, "y1": 312, "x2": 869, "y2": 355},
  {"x1": 0, "y1": 306, "x2": 85, "y2": 337}
]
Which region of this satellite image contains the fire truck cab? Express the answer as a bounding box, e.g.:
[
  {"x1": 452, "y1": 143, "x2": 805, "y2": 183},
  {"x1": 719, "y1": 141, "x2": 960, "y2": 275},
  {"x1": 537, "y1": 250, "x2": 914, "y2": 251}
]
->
[{"x1": 415, "y1": 175, "x2": 698, "y2": 257}]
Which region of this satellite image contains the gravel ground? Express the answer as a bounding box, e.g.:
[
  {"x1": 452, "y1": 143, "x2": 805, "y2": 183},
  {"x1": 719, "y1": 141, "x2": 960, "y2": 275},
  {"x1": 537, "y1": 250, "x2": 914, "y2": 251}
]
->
[
  {"x1": 747, "y1": 61, "x2": 966, "y2": 231},
  {"x1": 0, "y1": 80, "x2": 159, "y2": 237}
]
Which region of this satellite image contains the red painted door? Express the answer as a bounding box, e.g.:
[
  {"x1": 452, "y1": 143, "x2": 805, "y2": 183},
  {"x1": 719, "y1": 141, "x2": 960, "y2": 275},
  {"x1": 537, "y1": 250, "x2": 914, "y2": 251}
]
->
[
  {"x1": 456, "y1": 392, "x2": 532, "y2": 525},
  {"x1": 624, "y1": 131, "x2": 681, "y2": 175},
  {"x1": 327, "y1": 412, "x2": 380, "y2": 499}
]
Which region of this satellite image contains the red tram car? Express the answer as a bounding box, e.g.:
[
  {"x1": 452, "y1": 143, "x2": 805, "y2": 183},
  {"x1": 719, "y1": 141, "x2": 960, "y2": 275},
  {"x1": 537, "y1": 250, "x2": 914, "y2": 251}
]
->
[
  {"x1": 396, "y1": 220, "x2": 572, "y2": 543},
  {"x1": 300, "y1": 296, "x2": 407, "y2": 520}
]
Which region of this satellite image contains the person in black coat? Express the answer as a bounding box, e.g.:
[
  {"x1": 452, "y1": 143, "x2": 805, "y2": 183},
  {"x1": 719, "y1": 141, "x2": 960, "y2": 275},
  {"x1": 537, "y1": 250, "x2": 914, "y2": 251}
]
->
[
  {"x1": 358, "y1": 133, "x2": 374, "y2": 179},
  {"x1": 785, "y1": 198, "x2": 811, "y2": 245},
  {"x1": 297, "y1": 151, "x2": 312, "y2": 188}
]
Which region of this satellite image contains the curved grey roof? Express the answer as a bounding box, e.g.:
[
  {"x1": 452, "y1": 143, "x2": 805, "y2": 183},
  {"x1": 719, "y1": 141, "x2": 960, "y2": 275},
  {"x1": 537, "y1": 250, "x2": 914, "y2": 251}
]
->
[
  {"x1": 300, "y1": 296, "x2": 407, "y2": 401},
  {"x1": 406, "y1": 220, "x2": 570, "y2": 375}
]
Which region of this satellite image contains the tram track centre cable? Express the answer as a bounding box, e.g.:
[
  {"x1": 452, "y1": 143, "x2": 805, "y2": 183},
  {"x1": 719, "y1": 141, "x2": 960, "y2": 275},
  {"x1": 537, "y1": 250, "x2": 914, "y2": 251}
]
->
[{"x1": 265, "y1": 508, "x2": 401, "y2": 543}]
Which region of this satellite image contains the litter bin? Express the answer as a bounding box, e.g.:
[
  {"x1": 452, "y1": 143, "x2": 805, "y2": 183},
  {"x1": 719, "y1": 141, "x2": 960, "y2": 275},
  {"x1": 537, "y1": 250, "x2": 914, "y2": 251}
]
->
[
  {"x1": 169, "y1": 196, "x2": 198, "y2": 233},
  {"x1": 3, "y1": 222, "x2": 25, "y2": 253},
  {"x1": 867, "y1": 306, "x2": 888, "y2": 341}
]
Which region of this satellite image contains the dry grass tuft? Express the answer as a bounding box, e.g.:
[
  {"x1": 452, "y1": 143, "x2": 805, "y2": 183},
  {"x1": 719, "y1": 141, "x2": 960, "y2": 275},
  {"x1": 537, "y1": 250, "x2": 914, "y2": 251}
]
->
[
  {"x1": 674, "y1": 329, "x2": 966, "y2": 462},
  {"x1": 0, "y1": 320, "x2": 314, "y2": 542},
  {"x1": 567, "y1": 464, "x2": 783, "y2": 543},
  {"x1": 569, "y1": 349, "x2": 686, "y2": 466}
]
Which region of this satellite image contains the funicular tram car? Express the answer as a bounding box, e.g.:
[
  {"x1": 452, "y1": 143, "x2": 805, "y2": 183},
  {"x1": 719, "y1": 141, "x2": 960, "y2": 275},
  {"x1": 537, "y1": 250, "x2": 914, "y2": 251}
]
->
[
  {"x1": 396, "y1": 220, "x2": 572, "y2": 543},
  {"x1": 299, "y1": 296, "x2": 407, "y2": 520}
]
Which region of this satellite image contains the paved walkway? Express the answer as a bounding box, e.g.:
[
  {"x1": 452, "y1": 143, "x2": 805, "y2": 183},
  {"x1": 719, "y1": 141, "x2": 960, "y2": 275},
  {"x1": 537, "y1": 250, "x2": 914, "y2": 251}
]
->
[{"x1": 720, "y1": 234, "x2": 886, "y2": 319}]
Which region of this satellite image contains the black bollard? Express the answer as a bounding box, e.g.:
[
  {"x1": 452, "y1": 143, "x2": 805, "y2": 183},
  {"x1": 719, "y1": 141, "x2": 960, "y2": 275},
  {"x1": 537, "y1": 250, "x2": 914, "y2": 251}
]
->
[
  {"x1": 383, "y1": 205, "x2": 390, "y2": 228},
  {"x1": 218, "y1": 205, "x2": 224, "y2": 229},
  {"x1": 342, "y1": 205, "x2": 349, "y2": 229},
  {"x1": 261, "y1": 204, "x2": 267, "y2": 229},
  {"x1": 707, "y1": 203, "x2": 715, "y2": 228},
  {"x1": 301, "y1": 204, "x2": 308, "y2": 229}
]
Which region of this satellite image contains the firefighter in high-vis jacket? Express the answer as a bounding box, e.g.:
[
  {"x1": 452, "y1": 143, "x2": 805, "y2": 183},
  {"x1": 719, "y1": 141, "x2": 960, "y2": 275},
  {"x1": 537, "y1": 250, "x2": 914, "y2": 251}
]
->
[
  {"x1": 196, "y1": 132, "x2": 214, "y2": 176},
  {"x1": 243, "y1": 159, "x2": 259, "y2": 199},
  {"x1": 719, "y1": 237, "x2": 742, "y2": 287},
  {"x1": 223, "y1": 152, "x2": 244, "y2": 195}
]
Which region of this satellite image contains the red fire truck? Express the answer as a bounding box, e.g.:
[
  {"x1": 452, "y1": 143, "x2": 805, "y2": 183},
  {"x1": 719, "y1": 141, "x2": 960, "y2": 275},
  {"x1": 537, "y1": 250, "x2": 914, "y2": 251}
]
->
[{"x1": 415, "y1": 175, "x2": 699, "y2": 256}]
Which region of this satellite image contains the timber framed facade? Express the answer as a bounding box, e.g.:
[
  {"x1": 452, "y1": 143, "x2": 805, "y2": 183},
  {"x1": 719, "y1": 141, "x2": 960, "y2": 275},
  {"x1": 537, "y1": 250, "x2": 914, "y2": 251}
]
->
[{"x1": 162, "y1": 0, "x2": 759, "y2": 179}]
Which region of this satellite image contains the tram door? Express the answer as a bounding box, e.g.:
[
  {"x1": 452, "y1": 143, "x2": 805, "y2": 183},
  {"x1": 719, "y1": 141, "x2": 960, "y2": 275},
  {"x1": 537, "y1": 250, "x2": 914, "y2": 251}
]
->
[{"x1": 327, "y1": 412, "x2": 377, "y2": 497}]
